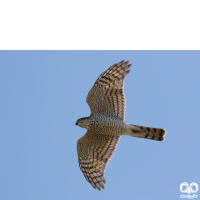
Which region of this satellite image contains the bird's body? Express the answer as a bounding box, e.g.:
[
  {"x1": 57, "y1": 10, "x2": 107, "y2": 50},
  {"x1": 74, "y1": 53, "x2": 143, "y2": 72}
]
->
[
  {"x1": 80, "y1": 115, "x2": 127, "y2": 135},
  {"x1": 76, "y1": 61, "x2": 166, "y2": 191}
]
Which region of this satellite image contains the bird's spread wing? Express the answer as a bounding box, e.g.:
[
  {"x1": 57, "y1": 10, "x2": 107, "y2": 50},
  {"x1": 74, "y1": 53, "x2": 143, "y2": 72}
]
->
[
  {"x1": 77, "y1": 130, "x2": 120, "y2": 191},
  {"x1": 86, "y1": 60, "x2": 131, "y2": 121}
]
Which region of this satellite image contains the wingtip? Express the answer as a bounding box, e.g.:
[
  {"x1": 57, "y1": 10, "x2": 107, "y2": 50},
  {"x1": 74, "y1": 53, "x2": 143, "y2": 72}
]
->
[
  {"x1": 95, "y1": 182, "x2": 102, "y2": 191},
  {"x1": 117, "y1": 60, "x2": 125, "y2": 65},
  {"x1": 118, "y1": 60, "x2": 129, "y2": 64},
  {"x1": 118, "y1": 60, "x2": 131, "y2": 67}
]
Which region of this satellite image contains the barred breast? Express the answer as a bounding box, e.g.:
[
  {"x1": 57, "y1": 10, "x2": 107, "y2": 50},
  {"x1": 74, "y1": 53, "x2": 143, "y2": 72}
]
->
[{"x1": 88, "y1": 114, "x2": 127, "y2": 136}]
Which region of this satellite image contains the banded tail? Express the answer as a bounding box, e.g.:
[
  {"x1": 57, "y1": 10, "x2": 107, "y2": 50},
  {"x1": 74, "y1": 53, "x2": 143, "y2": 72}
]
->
[{"x1": 126, "y1": 124, "x2": 166, "y2": 141}]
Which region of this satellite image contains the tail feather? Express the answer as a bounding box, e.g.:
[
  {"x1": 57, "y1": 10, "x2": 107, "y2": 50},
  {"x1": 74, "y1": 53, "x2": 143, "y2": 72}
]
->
[{"x1": 127, "y1": 124, "x2": 166, "y2": 141}]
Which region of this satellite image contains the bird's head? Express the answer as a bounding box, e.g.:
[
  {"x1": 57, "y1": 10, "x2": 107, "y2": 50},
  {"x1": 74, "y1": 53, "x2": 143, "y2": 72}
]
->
[{"x1": 75, "y1": 117, "x2": 89, "y2": 129}]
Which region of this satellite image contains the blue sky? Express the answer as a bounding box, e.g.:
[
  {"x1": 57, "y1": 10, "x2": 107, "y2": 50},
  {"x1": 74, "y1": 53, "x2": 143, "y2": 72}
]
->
[{"x1": 0, "y1": 51, "x2": 199, "y2": 200}]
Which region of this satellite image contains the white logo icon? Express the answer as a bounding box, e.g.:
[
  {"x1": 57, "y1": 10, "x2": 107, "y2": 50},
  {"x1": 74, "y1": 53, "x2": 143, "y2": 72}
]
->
[{"x1": 180, "y1": 182, "x2": 198, "y2": 199}]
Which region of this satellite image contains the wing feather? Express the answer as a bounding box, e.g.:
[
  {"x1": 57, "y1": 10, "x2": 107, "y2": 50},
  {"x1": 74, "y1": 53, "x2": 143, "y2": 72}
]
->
[
  {"x1": 77, "y1": 130, "x2": 120, "y2": 191},
  {"x1": 86, "y1": 60, "x2": 131, "y2": 121}
]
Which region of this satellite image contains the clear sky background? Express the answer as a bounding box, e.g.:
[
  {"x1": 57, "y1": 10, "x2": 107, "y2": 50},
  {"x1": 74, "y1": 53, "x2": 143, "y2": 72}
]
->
[{"x1": 0, "y1": 51, "x2": 200, "y2": 200}]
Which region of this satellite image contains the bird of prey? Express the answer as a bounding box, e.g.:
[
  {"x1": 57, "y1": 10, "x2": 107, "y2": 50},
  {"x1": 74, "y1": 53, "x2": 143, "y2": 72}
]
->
[{"x1": 76, "y1": 60, "x2": 166, "y2": 191}]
